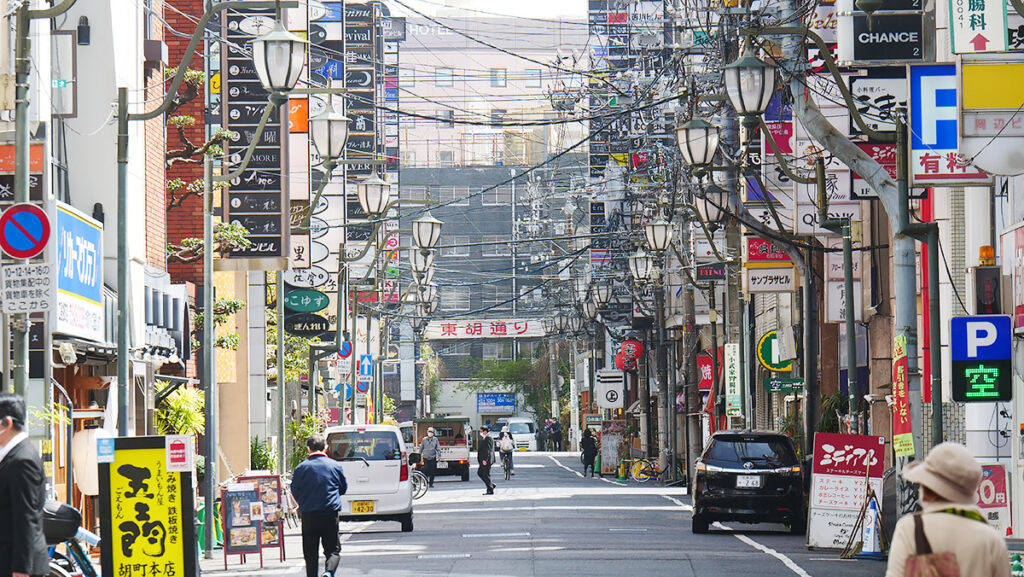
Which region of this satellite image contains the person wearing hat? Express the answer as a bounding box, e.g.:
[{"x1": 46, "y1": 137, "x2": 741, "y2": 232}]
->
[
  {"x1": 885, "y1": 442, "x2": 1009, "y2": 577},
  {"x1": 497, "y1": 425, "x2": 516, "y2": 480},
  {"x1": 477, "y1": 425, "x2": 496, "y2": 495},
  {"x1": 419, "y1": 426, "x2": 441, "y2": 488}
]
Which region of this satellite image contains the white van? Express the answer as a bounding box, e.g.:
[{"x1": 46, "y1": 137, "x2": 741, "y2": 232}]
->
[
  {"x1": 324, "y1": 424, "x2": 414, "y2": 532},
  {"x1": 487, "y1": 417, "x2": 538, "y2": 451}
]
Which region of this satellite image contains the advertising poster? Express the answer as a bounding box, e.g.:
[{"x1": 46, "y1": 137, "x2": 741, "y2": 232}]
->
[
  {"x1": 600, "y1": 420, "x2": 625, "y2": 476},
  {"x1": 237, "y1": 474, "x2": 285, "y2": 550},
  {"x1": 807, "y1": 432, "x2": 886, "y2": 549},
  {"x1": 99, "y1": 437, "x2": 196, "y2": 577},
  {"x1": 222, "y1": 484, "x2": 261, "y2": 556},
  {"x1": 977, "y1": 464, "x2": 1011, "y2": 536},
  {"x1": 891, "y1": 334, "x2": 915, "y2": 456}
]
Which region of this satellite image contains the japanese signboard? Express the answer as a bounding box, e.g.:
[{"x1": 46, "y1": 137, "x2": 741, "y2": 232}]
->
[
  {"x1": 55, "y1": 202, "x2": 104, "y2": 342},
  {"x1": 222, "y1": 484, "x2": 261, "y2": 557},
  {"x1": 477, "y1": 392, "x2": 517, "y2": 414},
  {"x1": 0, "y1": 262, "x2": 54, "y2": 313},
  {"x1": 950, "y1": 315, "x2": 1013, "y2": 402},
  {"x1": 424, "y1": 319, "x2": 546, "y2": 340},
  {"x1": 892, "y1": 334, "x2": 915, "y2": 457},
  {"x1": 595, "y1": 369, "x2": 625, "y2": 409},
  {"x1": 850, "y1": 76, "x2": 906, "y2": 133},
  {"x1": 724, "y1": 343, "x2": 742, "y2": 417},
  {"x1": 697, "y1": 353, "x2": 717, "y2": 390},
  {"x1": 976, "y1": 464, "x2": 1011, "y2": 535},
  {"x1": 99, "y1": 436, "x2": 196, "y2": 577},
  {"x1": 960, "y1": 61, "x2": 1024, "y2": 137},
  {"x1": 744, "y1": 237, "x2": 791, "y2": 265},
  {"x1": 744, "y1": 266, "x2": 798, "y2": 293},
  {"x1": 807, "y1": 432, "x2": 886, "y2": 549},
  {"x1": 236, "y1": 475, "x2": 285, "y2": 552},
  {"x1": 950, "y1": 0, "x2": 1008, "y2": 53},
  {"x1": 909, "y1": 65, "x2": 991, "y2": 185},
  {"x1": 695, "y1": 262, "x2": 727, "y2": 281},
  {"x1": 758, "y1": 330, "x2": 793, "y2": 372},
  {"x1": 826, "y1": 280, "x2": 863, "y2": 323},
  {"x1": 838, "y1": 13, "x2": 924, "y2": 62},
  {"x1": 764, "y1": 377, "x2": 804, "y2": 393}
]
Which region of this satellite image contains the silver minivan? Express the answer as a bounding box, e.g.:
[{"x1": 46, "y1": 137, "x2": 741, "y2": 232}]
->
[{"x1": 324, "y1": 424, "x2": 414, "y2": 532}]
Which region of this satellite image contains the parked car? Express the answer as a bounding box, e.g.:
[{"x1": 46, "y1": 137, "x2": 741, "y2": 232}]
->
[
  {"x1": 690, "y1": 431, "x2": 805, "y2": 535},
  {"x1": 324, "y1": 424, "x2": 414, "y2": 532},
  {"x1": 409, "y1": 417, "x2": 472, "y2": 481},
  {"x1": 486, "y1": 417, "x2": 538, "y2": 451}
]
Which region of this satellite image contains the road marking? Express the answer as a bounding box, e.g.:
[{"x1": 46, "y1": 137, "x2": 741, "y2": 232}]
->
[
  {"x1": 609, "y1": 528, "x2": 648, "y2": 532},
  {"x1": 418, "y1": 505, "x2": 682, "y2": 514},
  {"x1": 462, "y1": 531, "x2": 531, "y2": 537},
  {"x1": 418, "y1": 553, "x2": 472, "y2": 559},
  {"x1": 547, "y1": 455, "x2": 584, "y2": 478},
  {"x1": 661, "y1": 496, "x2": 812, "y2": 577}
]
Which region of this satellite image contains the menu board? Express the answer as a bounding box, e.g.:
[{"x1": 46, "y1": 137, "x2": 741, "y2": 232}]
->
[
  {"x1": 807, "y1": 433, "x2": 886, "y2": 549},
  {"x1": 222, "y1": 8, "x2": 286, "y2": 259},
  {"x1": 600, "y1": 420, "x2": 625, "y2": 476},
  {"x1": 237, "y1": 474, "x2": 284, "y2": 549},
  {"x1": 221, "y1": 483, "x2": 261, "y2": 556}
]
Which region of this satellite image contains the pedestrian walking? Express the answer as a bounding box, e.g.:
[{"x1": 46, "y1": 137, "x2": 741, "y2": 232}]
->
[
  {"x1": 550, "y1": 420, "x2": 563, "y2": 452},
  {"x1": 498, "y1": 426, "x2": 515, "y2": 480},
  {"x1": 477, "y1": 425, "x2": 496, "y2": 495},
  {"x1": 536, "y1": 426, "x2": 548, "y2": 452},
  {"x1": 291, "y1": 434, "x2": 348, "y2": 577},
  {"x1": 885, "y1": 442, "x2": 1009, "y2": 577},
  {"x1": 0, "y1": 394, "x2": 48, "y2": 577},
  {"x1": 420, "y1": 427, "x2": 441, "y2": 487},
  {"x1": 580, "y1": 428, "x2": 598, "y2": 477}
]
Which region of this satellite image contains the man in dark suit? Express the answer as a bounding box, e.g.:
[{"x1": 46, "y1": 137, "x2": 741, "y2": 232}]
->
[
  {"x1": 0, "y1": 393, "x2": 49, "y2": 577},
  {"x1": 477, "y1": 425, "x2": 495, "y2": 495}
]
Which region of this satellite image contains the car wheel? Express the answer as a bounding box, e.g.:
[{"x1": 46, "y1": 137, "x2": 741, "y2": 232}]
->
[
  {"x1": 461, "y1": 468, "x2": 470, "y2": 482},
  {"x1": 691, "y1": 514, "x2": 709, "y2": 534},
  {"x1": 789, "y1": 516, "x2": 806, "y2": 535},
  {"x1": 400, "y1": 512, "x2": 413, "y2": 532}
]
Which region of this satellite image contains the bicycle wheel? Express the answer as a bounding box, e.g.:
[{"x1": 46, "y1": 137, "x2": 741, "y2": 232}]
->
[
  {"x1": 411, "y1": 471, "x2": 428, "y2": 499},
  {"x1": 630, "y1": 460, "x2": 655, "y2": 483}
]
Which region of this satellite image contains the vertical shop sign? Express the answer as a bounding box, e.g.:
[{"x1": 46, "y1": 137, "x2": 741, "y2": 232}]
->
[{"x1": 891, "y1": 334, "x2": 915, "y2": 457}]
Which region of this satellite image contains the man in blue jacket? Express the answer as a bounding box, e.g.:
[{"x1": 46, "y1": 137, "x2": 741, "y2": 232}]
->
[{"x1": 291, "y1": 434, "x2": 347, "y2": 577}]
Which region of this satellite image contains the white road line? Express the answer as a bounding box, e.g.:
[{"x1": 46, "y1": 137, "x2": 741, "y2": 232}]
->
[
  {"x1": 547, "y1": 455, "x2": 584, "y2": 478},
  {"x1": 418, "y1": 553, "x2": 472, "y2": 559},
  {"x1": 609, "y1": 528, "x2": 648, "y2": 532},
  {"x1": 661, "y1": 496, "x2": 812, "y2": 577},
  {"x1": 418, "y1": 505, "x2": 683, "y2": 514},
  {"x1": 462, "y1": 531, "x2": 531, "y2": 537}
]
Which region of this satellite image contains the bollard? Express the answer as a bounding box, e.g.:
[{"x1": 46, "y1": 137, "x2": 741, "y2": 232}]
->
[{"x1": 618, "y1": 460, "x2": 627, "y2": 481}]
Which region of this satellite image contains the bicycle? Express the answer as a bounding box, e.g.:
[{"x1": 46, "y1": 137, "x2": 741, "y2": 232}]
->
[
  {"x1": 628, "y1": 458, "x2": 686, "y2": 485},
  {"x1": 500, "y1": 450, "x2": 513, "y2": 480},
  {"x1": 410, "y1": 469, "x2": 429, "y2": 499},
  {"x1": 44, "y1": 502, "x2": 101, "y2": 577}
]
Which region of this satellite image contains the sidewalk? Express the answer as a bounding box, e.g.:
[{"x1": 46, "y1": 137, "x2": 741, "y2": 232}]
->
[{"x1": 199, "y1": 524, "x2": 306, "y2": 576}]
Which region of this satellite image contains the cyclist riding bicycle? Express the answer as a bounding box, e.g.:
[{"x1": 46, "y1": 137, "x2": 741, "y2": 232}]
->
[{"x1": 498, "y1": 426, "x2": 516, "y2": 480}]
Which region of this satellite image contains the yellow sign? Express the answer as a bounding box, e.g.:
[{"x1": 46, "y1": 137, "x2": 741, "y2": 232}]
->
[
  {"x1": 962, "y1": 63, "x2": 1024, "y2": 110},
  {"x1": 210, "y1": 72, "x2": 221, "y2": 95},
  {"x1": 100, "y1": 437, "x2": 196, "y2": 577}
]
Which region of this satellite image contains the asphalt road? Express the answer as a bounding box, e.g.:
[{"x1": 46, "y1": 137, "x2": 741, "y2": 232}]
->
[{"x1": 202, "y1": 452, "x2": 887, "y2": 577}]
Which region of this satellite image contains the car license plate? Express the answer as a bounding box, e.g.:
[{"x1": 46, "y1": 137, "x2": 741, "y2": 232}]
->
[
  {"x1": 437, "y1": 461, "x2": 448, "y2": 469},
  {"x1": 351, "y1": 501, "x2": 375, "y2": 514},
  {"x1": 736, "y1": 475, "x2": 762, "y2": 488}
]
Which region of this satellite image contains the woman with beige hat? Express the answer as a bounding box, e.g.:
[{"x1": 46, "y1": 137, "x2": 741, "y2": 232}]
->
[{"x1": 885, "y1": 442, "x2": 1010, "y2": 577}]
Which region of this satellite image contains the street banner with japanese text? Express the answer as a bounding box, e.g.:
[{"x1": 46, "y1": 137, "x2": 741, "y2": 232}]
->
[
  {"x1": 892, "y1": 334, "x2": 915, "y2": 457},
  {"x1": 807, "y1": 432, "x2": 886, "y2": 549},
  {"x1": 424, "y1": 319, "x2": 545, "y2": 339},
  {"x1": 99, "y1": 436, "x2": 196, "y2": 577},
  {"x1": 977, "y1": 464, "x2": 1011, "y2": 536}
]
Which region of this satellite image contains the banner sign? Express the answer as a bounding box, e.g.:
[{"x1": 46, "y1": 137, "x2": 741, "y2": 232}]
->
[
  {"x1": 724, "y1": 343, "x2": 742, "y2": 417},
  {"x1": 892, "y1": 334, "x2": 915, "y2": 457},
  {"x1": 745, "y1": 237, "x2": 792, "y2": 265},
  {"x1": 976, "y1": 464, "x2": 1011, "y2": 535},
  {"x1": 807, "y1": 432, "x2": 886, "y2": 549},
  {"x1": 424, "y1": 319, "x2": 545, "y2": 339},
  {"x1": 477, "y1": 392, "x2": 516, "y2": 414},
  {"x1": 99, "y1": 436, "x2": 196, "y2": 577},
  {"x1": 55, "y1": 202, "x2": 104, "y2": 342}
]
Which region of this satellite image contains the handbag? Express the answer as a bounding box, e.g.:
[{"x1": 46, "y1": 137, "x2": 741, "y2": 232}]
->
[{"x1": 903, "y1": 513, "x2": 961, "y2": 577}]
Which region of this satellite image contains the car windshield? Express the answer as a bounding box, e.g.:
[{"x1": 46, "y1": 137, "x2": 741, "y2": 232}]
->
[
  {"x1": 703, "y1": 436, "x2": 797, "y2": 468},
  {"x1": 508, "y1": 422, "x2": 534, "y2": 434},
  {"x1": 326, "y1": 431, "x2": 401, "y2": 461}
]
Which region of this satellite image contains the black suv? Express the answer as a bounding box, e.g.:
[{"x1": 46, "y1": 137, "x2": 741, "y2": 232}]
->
[{"x1": 691, "y1": 431, "x2": 805, "y2": 534}]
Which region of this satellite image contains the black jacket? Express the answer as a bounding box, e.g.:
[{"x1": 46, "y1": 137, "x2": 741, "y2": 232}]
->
[
  {"x1": 477, "y1": 436, "x2": 494, "y2": 466},
  {"x1": 581, "y1": 436, "x2": 598, "y2": 458},
  {"x1": 0, "y1": 439, "x2": 50, "y2": 577}
]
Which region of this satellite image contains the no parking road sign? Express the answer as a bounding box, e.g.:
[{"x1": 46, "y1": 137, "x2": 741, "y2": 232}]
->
[
  {"x1": 0, "y1": 203, "x2": 50, "y2": 259},
  {"x1": 951, "y1": 315, "x2": 1012, "y2": 402}
]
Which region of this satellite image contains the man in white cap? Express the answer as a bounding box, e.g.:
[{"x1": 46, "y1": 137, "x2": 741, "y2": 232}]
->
[{"x1": 885, "y1": 442, "x2": 1009, "y2": 577}]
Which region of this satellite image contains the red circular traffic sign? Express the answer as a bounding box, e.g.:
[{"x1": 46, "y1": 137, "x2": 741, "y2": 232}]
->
[{"x1": 0, "y1": 203, "x2": 50, "y2": 259}]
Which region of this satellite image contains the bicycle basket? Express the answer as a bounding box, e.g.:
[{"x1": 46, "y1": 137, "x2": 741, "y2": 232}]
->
[{"x1": 43, "y1": 500, "x2": 82, "y2": 545}]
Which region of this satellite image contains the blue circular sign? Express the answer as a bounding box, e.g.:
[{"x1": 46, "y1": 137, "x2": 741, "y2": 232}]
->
[
  {"x1": 356, "y1": 379, "x2": 369, "y2": 393},
  {"x1": 339, "y1": 341, "x2": 352, "y2": 358},
  {"x1": 0, "y1": 203, "x2": 50, "y2": 259},
  {"x1": 345, "y1": 382, "x2": 352, "y2": 401}
]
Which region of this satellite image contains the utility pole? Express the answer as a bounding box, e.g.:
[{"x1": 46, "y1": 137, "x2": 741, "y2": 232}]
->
[
  {"x1": 276, "y1": 274, "x2": 286, "y2": 473},
  {"x1": 10, "y1": 0, "x2": 31, "y2": 398},
  {"x1": 549, "y1": 340, "x2": 559, "y2": 434}
]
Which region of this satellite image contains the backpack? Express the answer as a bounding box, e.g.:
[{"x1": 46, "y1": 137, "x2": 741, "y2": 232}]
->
[{"x1": 499, "y1": 435, "x2": 515, "y2": 452}]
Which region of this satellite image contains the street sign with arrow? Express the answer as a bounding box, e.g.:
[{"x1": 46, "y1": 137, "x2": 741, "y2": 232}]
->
[{"x1": 950, "y1": 0, "x2": 1008, "y2": 53}]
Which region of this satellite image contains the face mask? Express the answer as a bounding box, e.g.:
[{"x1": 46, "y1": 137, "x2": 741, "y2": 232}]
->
[
  {"x1": 427, "y1": 432, "x2": 434, "y2": 437},
  {"x1": 481, "y1": 431, "x2": 488, "y2": 438}
]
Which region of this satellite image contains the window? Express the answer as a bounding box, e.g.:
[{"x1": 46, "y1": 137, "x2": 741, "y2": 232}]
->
[
  {"x1": 403, "y1": 185, "x2": 427, "y2": 200},
  {"x1": 401, "y1": 151, "x2": 416, "y2": 168},
  {"x1": 437, "y1": 109, "x2": 455, "y2": 128},
  {"x1": 483, "y1": 342, "x2": 513, "y2": 359},
  {"x1": 442, "y1": 235, "x2": 470, "y2": 257},
  {"x1": 490, "y1": 108, "x2": 506, "y2": 126},
  {"x1": 441, "y1": 286, "x2": 471, "y2": 311},
  {"x1": 481, "y1": 285, "x2": 508, "y2": 309},
  {"x1": 399, "y1": 68, "x2": 415, "y2": 87},
  {"x1": 438, "y1": 150, "x2": 455, "y2": 167},
  {"x1": 482, "y1": 235, "x2": 509, "y2": 257},
  {"x1": 482, "y1": 185, "x2": 512, "y2": 205},
  {"x1": 443, "y1": 341, "x2": 471, "y2": 356},
  {"x1": 524, "y1": 69, "x2": 542, "y2": 88},
  {"x1": 439, "y1": 186, "x2": 469, "y2": 206},
  {"x1": 326, "y1": 431, "x2": 401, "y2": 461},
  {"x1": 490, "y1": 68, "x2": 507, "y2": 87},
  {"x1": 435, "y1": 67, "x2": 454, "y2": 86}
]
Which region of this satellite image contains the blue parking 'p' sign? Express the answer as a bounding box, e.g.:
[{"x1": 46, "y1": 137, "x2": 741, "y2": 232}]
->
[{"x1": 950, "y1": 315, "x2": 1012, "y2": 402}]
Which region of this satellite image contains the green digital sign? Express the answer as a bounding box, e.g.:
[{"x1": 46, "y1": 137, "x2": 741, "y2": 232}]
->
[{"x1": 951, "y1": 358, "x2": 1012, "y2": 402}]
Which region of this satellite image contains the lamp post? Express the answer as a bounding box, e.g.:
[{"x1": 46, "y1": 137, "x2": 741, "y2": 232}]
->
[
  {"x1": 413, "y1": 211, "x2": 444, "y2": 252},
  {"x1": 644, "y1": 218, "x2": 675, "y2": 482},
  {"x1": 357, "y1": 173, "x2": 391, "y2": 217},
  {"x1": 675, "y1": 118, "x2": 721, "y2": 168},
  {"x1": 593, "y1": 280, "x2": 613, "y2": 307}
]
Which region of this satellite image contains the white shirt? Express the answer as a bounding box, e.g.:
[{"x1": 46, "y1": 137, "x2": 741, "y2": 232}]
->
[{"x1": 0, "y1": 431, "x2": 28, "y2": 465}]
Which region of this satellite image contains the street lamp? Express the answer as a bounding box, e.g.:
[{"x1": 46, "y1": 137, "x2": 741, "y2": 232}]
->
[
  {"x1": 644, "y1": 219, "x2": 673, "y2": 253},
  {"x1": 251, "y1": 21, "x2": 307, "y2": 92},
  {"x1": 568, "y1": 316, "x2": 584, "y2": 333},
  {"x1": 583, "y1": 300, "x2": 597, "y2": 319},
  {"x1": 410, "y1": 248, "x2": 435, "y2": 274},
  {"x1": 675, "y1": 118, "x2": 720, "y2": 166},
  {"x1": 593, "y1": 280, "x2": 613, "y2": 306},
  {"x1": 723, "y1": 51, "x2": 777, "y2": 119},
  {"x1": 629, "y1": 250, "x2": 653, "y2": 283},
  {"x1": 698, "y1": 184, "x2": 730, "y2": 231},
  {"x1": 413, "y1": 211, "x2": 444, "y2": 250},
  {"x1": 422, "y1": 295, "x2": 439, "y2": 315},
  {"x1": 309, "y1": 101, "x2": 350, "y2": 161},
  {"x1": 357, "y1": 173, "x2": 391, "y2": 217},
  {"x1": 418, "y1": 282, "x2": 438, "y2": 304},
  {"x1": 543, "y1": 318, "x2": 555, "y2": 333}
]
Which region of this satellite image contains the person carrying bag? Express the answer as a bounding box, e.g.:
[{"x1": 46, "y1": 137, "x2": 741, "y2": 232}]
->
[{"x1": 885, "y1": 443, "x2": 1009, "y2": 577}]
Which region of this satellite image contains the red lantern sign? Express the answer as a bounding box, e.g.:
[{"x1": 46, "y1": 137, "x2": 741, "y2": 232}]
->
[
  {"x1": 615, "y1": 351, "x2": 637, "y2": 371},
  {"x1": 620, "y1": 338, "x2": 644, "y2": 360}
]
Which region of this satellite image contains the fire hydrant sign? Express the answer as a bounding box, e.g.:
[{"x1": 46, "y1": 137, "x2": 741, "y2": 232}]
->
[
  {"x1": 949, "y1": 0, "x2": 1007, "y2": 53},
  {"x1": 807, "y1": 433, "x2": 886, "y2": 549},
  {"x1": 0, "y1": 262, "x2": 54, "y2": 313}
]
